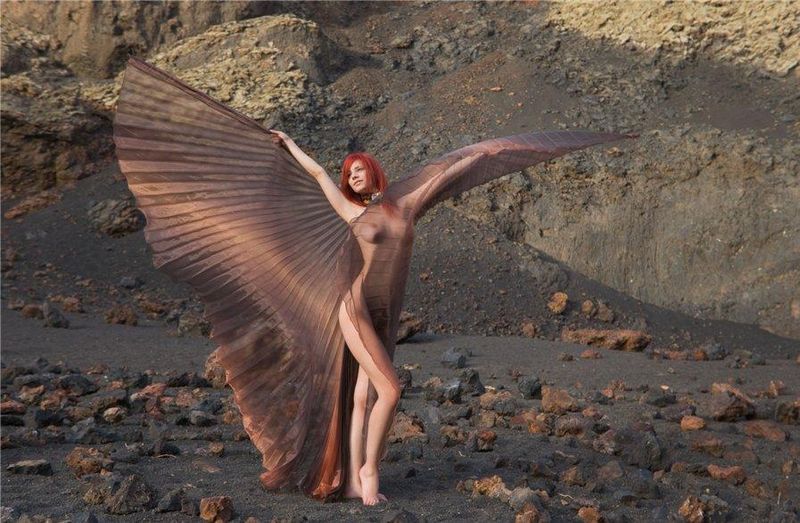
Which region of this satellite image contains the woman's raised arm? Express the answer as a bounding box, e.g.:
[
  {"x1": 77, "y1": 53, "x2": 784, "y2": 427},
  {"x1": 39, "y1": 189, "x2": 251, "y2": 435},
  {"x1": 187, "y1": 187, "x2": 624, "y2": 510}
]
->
[{"x1": 269, "y1": 130, "x2": 362, "y2": 222}]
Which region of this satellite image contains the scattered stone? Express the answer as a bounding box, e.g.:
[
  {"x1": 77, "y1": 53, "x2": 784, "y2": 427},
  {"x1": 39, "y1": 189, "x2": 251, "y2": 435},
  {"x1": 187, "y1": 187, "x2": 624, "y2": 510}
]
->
[
  {"x1": 541, "y1": 386, "x2": 579, "y2": 414},
  {"x1": 388, "y1": 412, "x2": 427, "y2": 444},
  {"x1": 595, "y1": 301, "x2": 615, "y2": 322},
  {"x1": 639, "y1": 389, "x2": 677, "y2": 407},
  {"x1": 508, "y1": 486, "x2": 537, "y2": 511},
  {"x1": 690, "y1": 435, "x2": 725, "y2": 458},
  {"x1": 521, "y1": 321, "x2": 537, "y2": 338},
  {"x1": 775, "y1": 399, "x2": 799, "y2": 425},
  {"x1": 558, "y1": 352, "x2": 574, "y2": 361},
  {"x1": 55, "y1": 374, "x2": 99, "y2": 396},
  {"x1": 596, "y1": 460, "x2": 624, "y2": 482},
  {"x1": 707, "y1": 383, "x2": 755, "y2": 421},
  {"x1": 459, "y1": 368, "x2": 485, "y2": 395},
  {"x1": 561, "y1": 328, "x2": 651, "y2": 351},
  {"x1": 680, "y1": 415, "x2": 706, "y2": 431},
  {"x1": 66, "y1": 418, "x2": 119, "y2": 444},
  {"x1": 743, "y1": 420, "x2": 787, "y2": 441},
  {"x1": 156, "y1": 487, "x2": 187, "y2": 513},
  {"x1": 579, "y1": 349, "x2": 602, "y2": 359},
  {"x1": 744, "y1": 478, "x2": 771, "y2": 500},
  {"x1": 167, "y1": 371, "x2": 211, "y2": 388},
  {"x1": 515, "y1": 500, "x2": 550, "y2": 522},
  {"x1": 6, "y1": 459, "x2": 52, "y2": 475},
  {"x1": 470, "y1": 474, "x2": 511, "y2": 502},
  {"x1": 21, "y1": 303, "x2": 44, "y2": 319},
  {"x1": 397, "y1": 366, "x2": 413, "y2": 395},
  {"x1": 199, "y1": 496, "x2": 233, "y2": 522},
  {"x1": 678, "y1": 494, "x2": 729, "y2": 523},
  {"x1": 118, "y1": 276, "x2": 143, "y2": 289},
  {"x1": 548, "y1": 292, "x2": 568, "y2": 314},
  {"x1": 707, "y1": 464, "x2": 746, "y2": 485},
  {"x1": 176, "y1": 310, "x2": 211, "y2": 337},
  {"x1": 1, "y1": 400, "x2": 27, "y2": 414},
  {"x1": 440, "y1": 425, "x2": 467, "y2": 447},
  {"x1": 593, "y1": 423, "x2": 664, "y2": 470},
  {"x1": 554, "y1": 414, "x2": 592, "y2": 438},
  {"x1": 441, "y1": 347, "x2": 467, "y2": 369},
  {"x1": 518, "y1": 376, "x2": 542, "y2": 399},
  {"x1": 465, "y1": 429, "x2": 496, "y2": 452},
  {"x1": 88, "y1": 198, "x2": 144, "y2": 237},
  {"x1": 577, "y1": 505, "x2": 602, "y2": 523},
  {"x1": 105, "y1": 474, "x2": 156, "y2": 514},
  {"x1": 42, "y1": 302, "x2": 69, "y2": 328},
  {"x1": 580, "y1": 300, "x2": 597, "y2": 318},
  {"x1": 65, "y1": 447, "x2": 113, "y2": 477},
  {"x1": 103, "y1": 407, "x2": 127, "y2": 423},
  {"x1": 698, "y1": 341, "x2": 729, "y2": 361},
  {"x1": 104, "y1": 305, "x2": 138, "y2": 326},
  {"x1": 397, "y1": 310, "x2": 424, "y2": 343}
]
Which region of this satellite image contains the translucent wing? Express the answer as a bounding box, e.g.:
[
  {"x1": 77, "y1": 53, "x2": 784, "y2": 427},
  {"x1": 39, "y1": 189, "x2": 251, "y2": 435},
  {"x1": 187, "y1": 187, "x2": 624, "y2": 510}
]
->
[
  {"x1": 113, "y1": 57, "x2": 352, "y2": 499},
  {"x1": 385, "y1": 130, "x2": 636, "y2": 222}
]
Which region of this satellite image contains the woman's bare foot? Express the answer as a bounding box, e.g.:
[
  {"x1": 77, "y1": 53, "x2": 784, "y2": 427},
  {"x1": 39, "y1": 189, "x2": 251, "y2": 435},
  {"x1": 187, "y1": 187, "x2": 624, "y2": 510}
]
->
[
  {"x1": 344, "y1": 484, "x2": 387, "y2": 501},
  {"x1": 359, "y1": 464, "x2": 387, "y2": 505},
  {"x1": 343, "y1": 481, "x2": 362, "y2": 499}
]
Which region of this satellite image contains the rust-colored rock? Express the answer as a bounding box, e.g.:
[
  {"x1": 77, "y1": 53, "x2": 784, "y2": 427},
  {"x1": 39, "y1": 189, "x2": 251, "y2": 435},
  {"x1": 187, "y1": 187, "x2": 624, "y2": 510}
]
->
[
  {"x1": 515, "y1": 501, "x2": 550, "y2": 523},
  {"x1": 0, "y1": 400, "x2": 26, "y2": 414},
  {"x1": 388, "y1": 412, "x2": 427, "y2": 443},
  {"x1": 204, "y1": 350, "x2": 227, "y2": 389},
  {"x1": 65, "y1": 446, "x2": 113, "y2": 478},
  {"x1": 744, "y1": 478, "x2": 771, "y2": 499},
  {"x1": 580, "y1": 300, "x2": 596, "y2": 318},
  {"x1": 472, "y1": 474, "x2": 511, "y2": 501},
  {"x1": 708, "y1": 383, "x2": 755, "y2": 421},
  {"x1": 548, "y1": 292, "x2": 568, "y2": 314},
  {"x1": 691, "y1": 435, "x2": 725, "y2": 457},
  {"x1": 521, "y1": 321, "x2": 537, "y2": 338},
  {"x1": 579, "y1": 348, "x2": 602, "y2": 359},
  {"x1": 541, "y1": 386, "x2": 578, "y2": 414},
  {"x1": 104, "y1": 305, "x2": 138, "y2": 326},
  {"x1": 595, "y1": 301, "x2": 615, "y2": 322},
  {"x1": 707, "y1": 464, "x2": 746, "y2": 484},
  {"x1": 775, "y1": 399, "x2": 800, "y2": 425},
  {"x1": 397, "y1": 310, "x2": 424, "y2": 342},
  {"x1": 577, "y1": 506, "x2": 602, "y2": 523},
  {"x1": 199, "y1": 496, "x2": 234, "y2": 522},
  {"x1": 561, "y1": 328, "x2": 651, "y2": 351},
  {"x1": 21, "y1": 303, "x2": 44, "y2": 319},
  {"x1": 743, "y1": 420, "x2": 787, "y2": 441},
  {"x1": 680, "y1": 415, "x2": 706, "y2": 431}
]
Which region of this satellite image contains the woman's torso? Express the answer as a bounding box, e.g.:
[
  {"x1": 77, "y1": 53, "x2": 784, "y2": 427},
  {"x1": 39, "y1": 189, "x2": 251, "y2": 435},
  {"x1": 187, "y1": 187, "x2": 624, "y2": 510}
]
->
[{"x1": 346, "y1": 201, "x2": 414, "y2": 351}]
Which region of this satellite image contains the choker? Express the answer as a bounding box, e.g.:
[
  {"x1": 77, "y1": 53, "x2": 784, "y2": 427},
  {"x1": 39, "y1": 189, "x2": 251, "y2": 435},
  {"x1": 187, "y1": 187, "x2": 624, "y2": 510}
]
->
[{"x1": 361, "y1": 191, "x2": 383, "y2": 205}]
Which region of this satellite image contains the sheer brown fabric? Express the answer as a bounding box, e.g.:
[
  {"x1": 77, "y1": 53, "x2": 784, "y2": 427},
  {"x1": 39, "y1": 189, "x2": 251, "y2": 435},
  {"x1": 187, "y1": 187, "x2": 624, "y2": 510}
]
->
[{"x1": 113, "y1": 56, "x2": 633, "y2": 502}]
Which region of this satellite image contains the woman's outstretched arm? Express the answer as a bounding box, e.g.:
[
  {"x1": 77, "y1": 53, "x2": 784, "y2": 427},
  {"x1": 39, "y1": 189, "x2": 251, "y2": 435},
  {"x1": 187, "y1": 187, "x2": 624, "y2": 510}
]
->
[{"x1": 269, "y1": 130, "x2": 363, "y2": 222}]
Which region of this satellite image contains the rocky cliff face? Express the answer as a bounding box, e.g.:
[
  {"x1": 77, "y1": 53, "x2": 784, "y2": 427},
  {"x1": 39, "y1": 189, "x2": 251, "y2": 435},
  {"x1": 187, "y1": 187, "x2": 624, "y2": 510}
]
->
[{"x1": 1, "y1": 1, "x2": 798, "y2": 339}]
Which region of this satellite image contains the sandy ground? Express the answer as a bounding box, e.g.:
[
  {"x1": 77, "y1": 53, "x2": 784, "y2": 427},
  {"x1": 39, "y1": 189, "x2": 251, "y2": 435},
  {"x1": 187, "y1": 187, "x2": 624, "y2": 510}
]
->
[{"x1": 2, "y1": 307, "x2": 798, "y2": 522}]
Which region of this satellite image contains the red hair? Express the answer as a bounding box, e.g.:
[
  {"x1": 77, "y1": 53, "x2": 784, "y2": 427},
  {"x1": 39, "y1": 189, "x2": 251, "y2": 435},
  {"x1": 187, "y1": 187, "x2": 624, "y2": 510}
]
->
[{"x1": 340, "y1": 152, "x2": 388, "y2": 207}]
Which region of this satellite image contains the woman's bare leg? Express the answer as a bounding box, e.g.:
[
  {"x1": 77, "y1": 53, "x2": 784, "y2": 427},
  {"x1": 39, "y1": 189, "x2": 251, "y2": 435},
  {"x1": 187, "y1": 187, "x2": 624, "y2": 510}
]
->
[
  {"x1": 338, "y1": 301, "x2": 401, "y2": 505},
  {"x1": 343, "y1": 365, "x2": 369, "y2": 498}
]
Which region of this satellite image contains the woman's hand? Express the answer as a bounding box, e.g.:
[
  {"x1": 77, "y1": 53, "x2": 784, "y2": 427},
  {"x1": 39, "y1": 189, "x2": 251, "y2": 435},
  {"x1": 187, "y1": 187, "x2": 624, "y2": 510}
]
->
[{"x1": 268, "y1": 129, "x2": 294, "y2": 148}]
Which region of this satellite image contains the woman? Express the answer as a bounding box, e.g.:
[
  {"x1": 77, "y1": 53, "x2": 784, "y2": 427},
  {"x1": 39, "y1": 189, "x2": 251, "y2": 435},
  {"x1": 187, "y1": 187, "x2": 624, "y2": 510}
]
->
[
  {"x1": 267, "y1": 135, "x2": 401, "y2": 504},
  {"x1": 113, "y1": 56, "x2": 634, "y2": 506}
]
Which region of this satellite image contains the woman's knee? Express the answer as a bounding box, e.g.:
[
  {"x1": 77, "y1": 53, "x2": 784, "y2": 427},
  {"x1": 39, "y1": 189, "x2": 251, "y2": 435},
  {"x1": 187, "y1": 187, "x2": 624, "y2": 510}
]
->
[{"x1": 377, "y1": 379, "x2": 401, "y2": 406}]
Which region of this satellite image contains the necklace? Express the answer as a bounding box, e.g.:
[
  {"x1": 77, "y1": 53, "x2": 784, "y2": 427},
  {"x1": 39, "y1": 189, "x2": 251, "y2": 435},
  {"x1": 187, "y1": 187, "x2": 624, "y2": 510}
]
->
[{"x1": 361, "y1": 191, "x2": 383, "y2": 205}]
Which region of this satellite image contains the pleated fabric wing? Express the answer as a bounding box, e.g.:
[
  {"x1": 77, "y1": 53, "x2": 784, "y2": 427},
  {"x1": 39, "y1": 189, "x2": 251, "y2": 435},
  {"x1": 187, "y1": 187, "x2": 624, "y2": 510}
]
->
[
  {"x1": 112, "y1": 57, "x2": 353, "y2": 498},
  {"x1": 385, "y1": 130, "x2": 636, "y2": 222}
]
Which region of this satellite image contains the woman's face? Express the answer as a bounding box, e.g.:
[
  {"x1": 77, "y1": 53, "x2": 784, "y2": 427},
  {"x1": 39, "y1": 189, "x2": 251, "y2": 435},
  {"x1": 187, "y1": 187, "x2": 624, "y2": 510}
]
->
[{"x1": 347, "y1": 160, "x2": 375, "y2": 195}]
